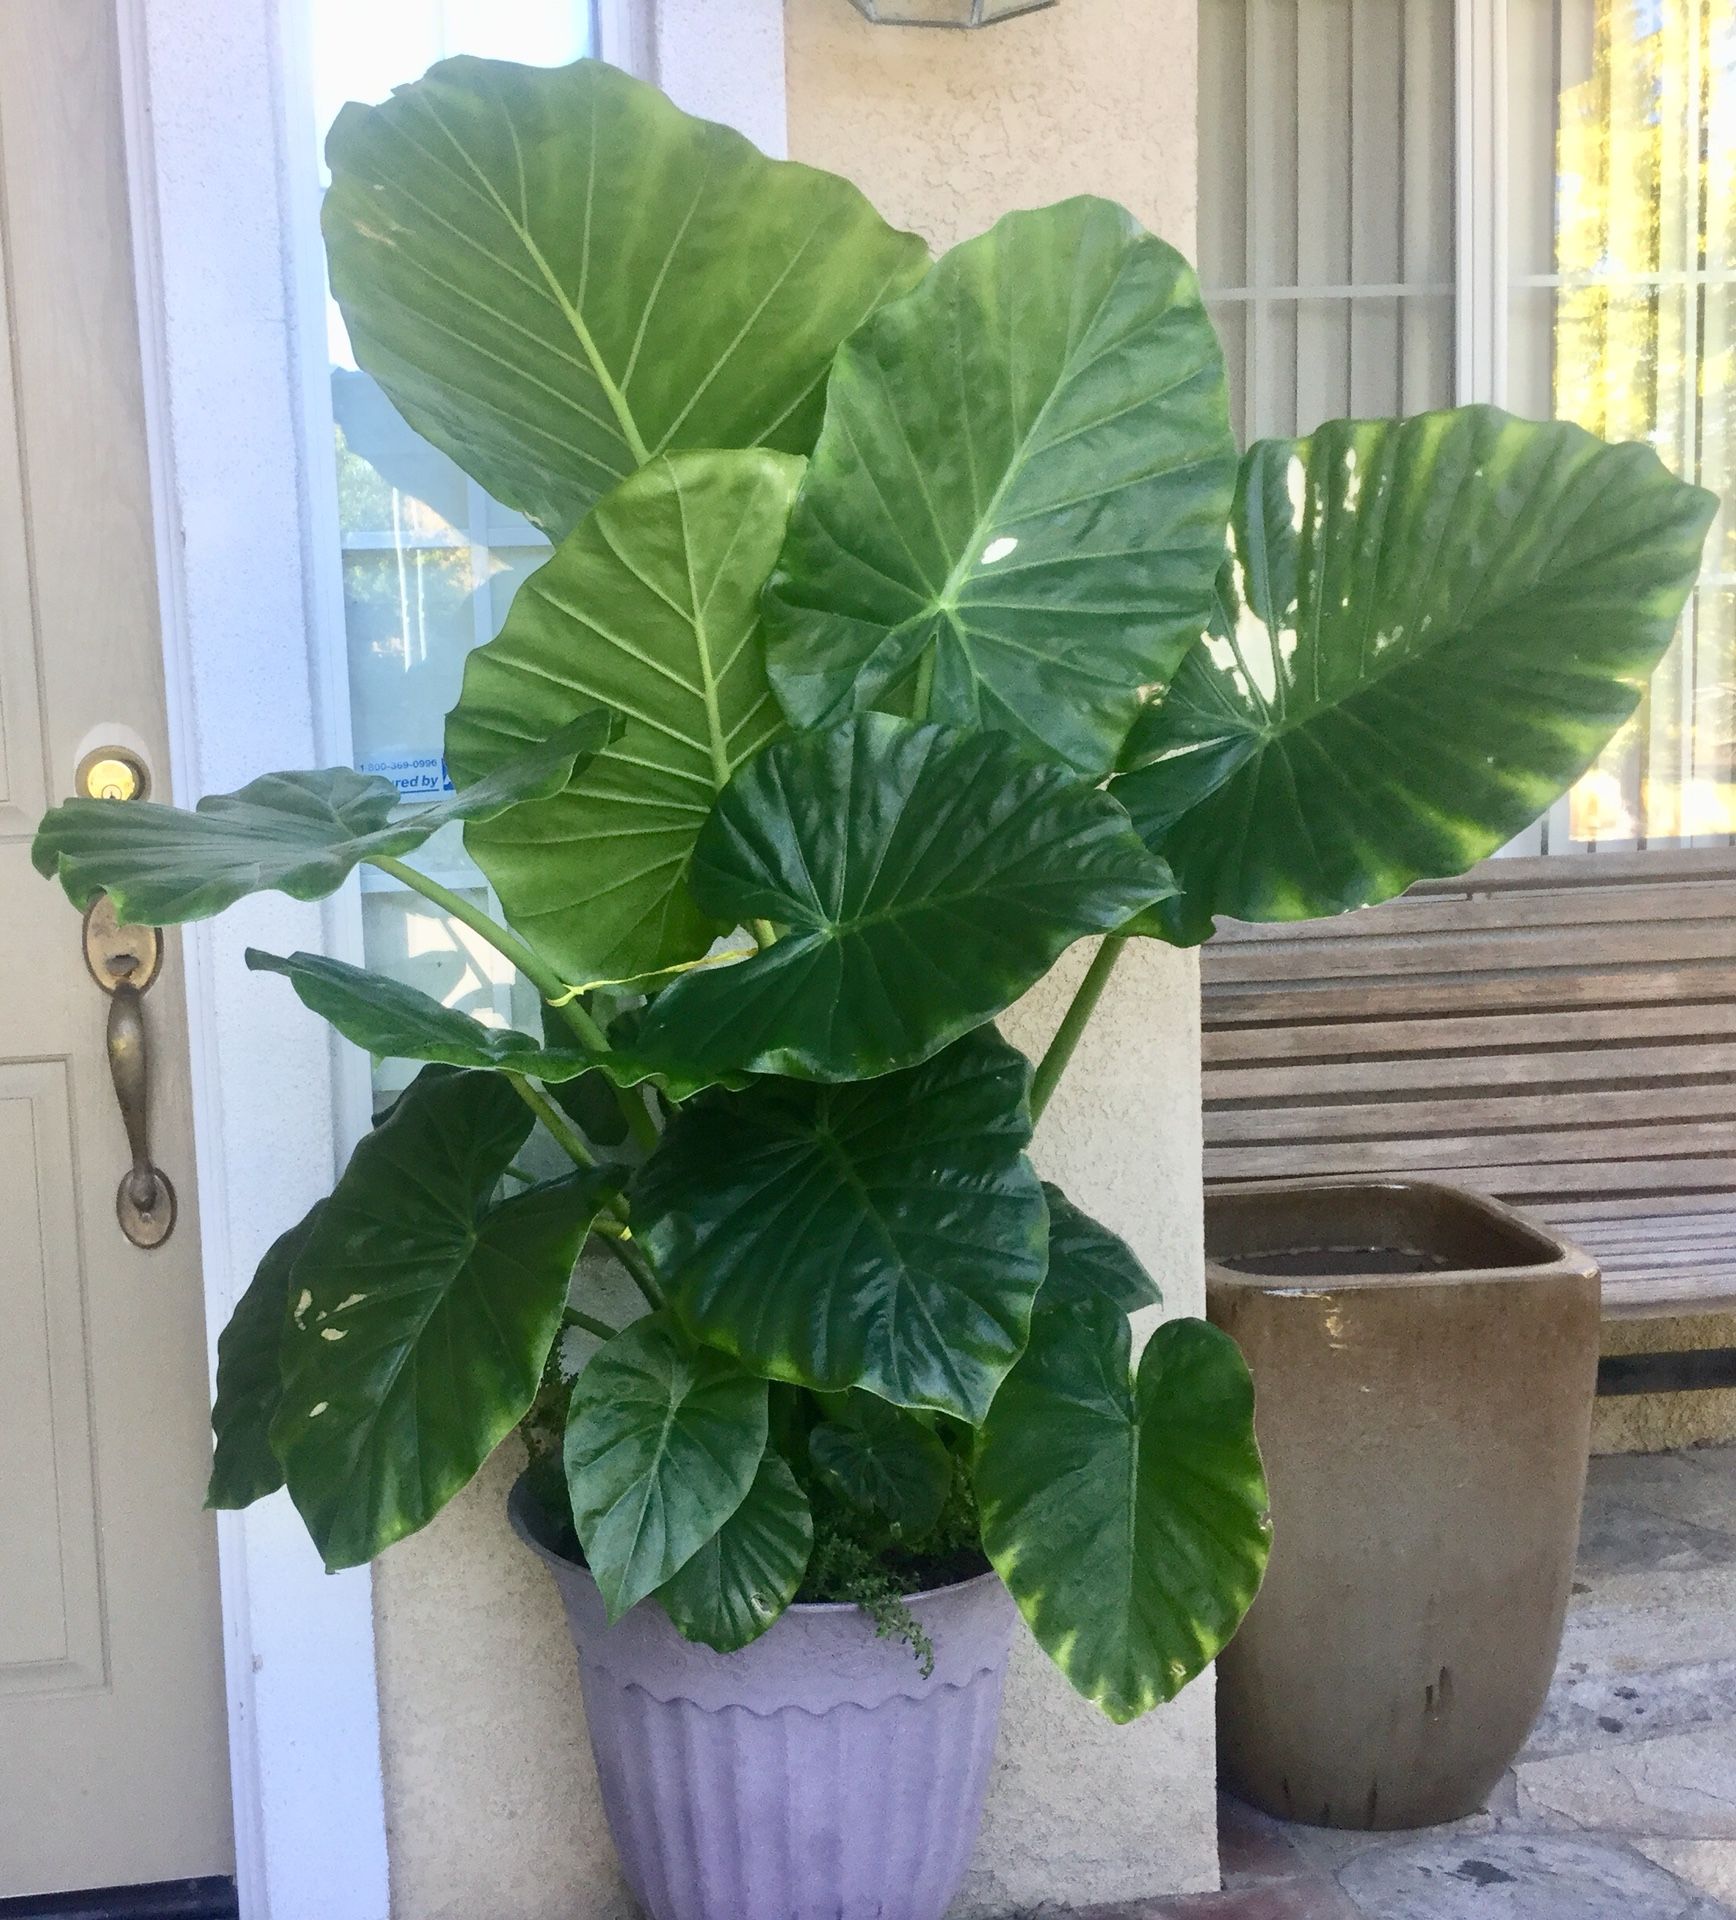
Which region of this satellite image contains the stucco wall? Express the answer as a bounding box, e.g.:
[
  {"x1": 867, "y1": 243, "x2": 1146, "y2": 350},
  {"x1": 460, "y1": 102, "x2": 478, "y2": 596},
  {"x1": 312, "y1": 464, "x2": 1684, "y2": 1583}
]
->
[{"x1": 372, "y1": 2, "x2": 1215, "y2": 1913}]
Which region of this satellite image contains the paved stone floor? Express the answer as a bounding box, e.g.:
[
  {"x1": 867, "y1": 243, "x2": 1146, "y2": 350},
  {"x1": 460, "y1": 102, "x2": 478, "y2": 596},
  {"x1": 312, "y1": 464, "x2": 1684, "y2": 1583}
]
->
[{"x1": 1070, "y1": 1443, "x2": 1736, "y2": 1919}]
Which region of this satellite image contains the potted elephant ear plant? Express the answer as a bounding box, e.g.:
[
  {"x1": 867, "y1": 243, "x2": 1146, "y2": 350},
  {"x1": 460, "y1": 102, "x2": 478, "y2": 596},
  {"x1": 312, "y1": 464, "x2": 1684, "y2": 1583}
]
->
[{"x1": 34, "y1": 55, "x2": 1714, "y2": 1920}]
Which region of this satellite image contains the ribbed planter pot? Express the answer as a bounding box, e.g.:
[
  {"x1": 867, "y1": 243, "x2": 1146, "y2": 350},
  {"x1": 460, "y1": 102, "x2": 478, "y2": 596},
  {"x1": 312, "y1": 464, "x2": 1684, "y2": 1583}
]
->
[
  {"x1": 510, "y1": 1479, "x2": 1019, "y2": 1920},
  {"x1": 1205, "y1": 1179, "x2": 1600, "y2": 1831}
]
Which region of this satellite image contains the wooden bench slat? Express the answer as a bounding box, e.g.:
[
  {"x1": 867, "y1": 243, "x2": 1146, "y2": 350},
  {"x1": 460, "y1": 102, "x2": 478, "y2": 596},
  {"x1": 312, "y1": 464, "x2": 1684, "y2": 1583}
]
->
[
  {"x1": 1204, "y1": 1121, "x2": 1736, "y2": 1181},
  {"x1": 1410, "y1": 848, "x2": 1736, "y2": 893},
  {"x1": 1212, "y1": 1157, "x2": 1736, "y2": 1197},
  {"x1": 1205, "y1": 919, "x2": 1736, "y2": 984},
  {"x1": 1571, "y1": 1223, "x2": 1736, "y2": 1253},
  {"x1": 1202, "y1": 963, "x2": 1736, "y2": 1023},
  {"x1": 1206, "y1": 1041, "x2": 1736, "y2": 1101},
  {"x1": 1206, "y1": 1084, "x2": 1736, "y2": 1145},
  {"x1": 1203, "y1": 1001, "x2": 1736, "y2": 1061},
  {"x1": 1211, "y1": 882, "x2": 1736, "y2": 945},
  {"x1": 1551, "y1": 1192, "x2": 1736, "y2": 1223},
  {"x1": 1594, "y1": 1245, "x2": 1736, "y2": 1273}
]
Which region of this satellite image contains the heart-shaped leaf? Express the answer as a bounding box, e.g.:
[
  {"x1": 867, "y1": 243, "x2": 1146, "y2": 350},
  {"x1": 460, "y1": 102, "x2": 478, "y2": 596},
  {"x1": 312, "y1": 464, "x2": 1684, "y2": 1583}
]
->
[
  {"x1": 564, "y1": 1313, "x2": 769, "y2": 1621},
  {"x1": 632, "y1": 1027, "x2": 1047, "y2": 1423},
  {"x1": 324, "y1": 56, "x2": 928, "y2": 540},
  {"x1": 1111, "y1": 410, "x2": 1719, "y2": 944},
  {"x1": 1040, "y1": 1183, "x2": 1162, "y2": 1314},
  {"x1": 207, "y1": 1202, "x2": 324, "y2": 1510},
  {"x1": 446, "y1": 450, "x2": 802, "y2": 981},
  {"x1": 632, "y1": 714, "x2": 1174, "y2": 1082},
  {"x1": 271, "y1": 1069, "x2": 609, "y2": 1569},
  {"x1": 656, "y1": 1452, "x2": 813, "y2": 1652},
  {"x1": 808, "y1": 1393, "x2": 952, "y2": 1539},
  {"x1": 33, "y1": 713, "x2": 616, "y2": 926},
  {"x1": 244, "y1": 948, "x2": 737, "y2": 1102},
  {"x1": 764, "y1": 196, "x2": 1236, "y2": 776},
  {"x1": 975, "y1": 1305, "x2": 1269, "y2": 1722}
]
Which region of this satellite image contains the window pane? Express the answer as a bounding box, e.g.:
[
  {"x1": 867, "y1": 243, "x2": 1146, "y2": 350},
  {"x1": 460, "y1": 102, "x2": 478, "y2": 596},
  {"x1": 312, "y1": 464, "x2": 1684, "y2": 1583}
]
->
[
  {"x1": 1507, "y1": 0, "x2": 1736, "y2": 849},
  {"x1": 308, "y1": 2, "x2": 594, "y2": 1092},
  {"x1": 1198, "y1": 0, "x2": 1457, "y2": 438}
]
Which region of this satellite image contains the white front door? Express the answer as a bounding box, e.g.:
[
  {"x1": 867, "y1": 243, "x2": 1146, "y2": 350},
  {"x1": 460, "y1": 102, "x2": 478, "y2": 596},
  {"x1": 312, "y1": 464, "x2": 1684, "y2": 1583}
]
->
[{"x1": 0, "y1": 0, "x2": 232, "y2": 1897}]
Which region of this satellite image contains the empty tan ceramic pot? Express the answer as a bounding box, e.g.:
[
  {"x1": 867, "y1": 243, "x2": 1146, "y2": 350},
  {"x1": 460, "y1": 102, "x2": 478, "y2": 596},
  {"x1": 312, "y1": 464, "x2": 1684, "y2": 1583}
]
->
[{"x1": 1206, "y1": 1180, "x2": 1600, "y2": 1831}]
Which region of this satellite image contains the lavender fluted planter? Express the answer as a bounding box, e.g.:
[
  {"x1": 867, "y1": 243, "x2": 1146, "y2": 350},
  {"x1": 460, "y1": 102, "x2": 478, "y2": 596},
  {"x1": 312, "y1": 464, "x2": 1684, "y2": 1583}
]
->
[{"x1": 510, "y1": 1479, "x2": 1019, "y2": 1920}]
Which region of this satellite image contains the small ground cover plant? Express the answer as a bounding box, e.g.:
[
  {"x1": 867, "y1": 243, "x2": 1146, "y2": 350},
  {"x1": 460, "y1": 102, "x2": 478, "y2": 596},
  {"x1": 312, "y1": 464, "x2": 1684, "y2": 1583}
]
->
[{"x1": 35, "y1": 58, "x2": 1714, "y2": 1721}]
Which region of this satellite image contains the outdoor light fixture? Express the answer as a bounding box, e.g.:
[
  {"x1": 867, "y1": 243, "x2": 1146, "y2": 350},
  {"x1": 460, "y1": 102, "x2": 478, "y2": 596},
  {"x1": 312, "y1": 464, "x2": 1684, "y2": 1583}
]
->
[{"x1": 847, "y1": 0, "x2": 1058, "y2": 24}]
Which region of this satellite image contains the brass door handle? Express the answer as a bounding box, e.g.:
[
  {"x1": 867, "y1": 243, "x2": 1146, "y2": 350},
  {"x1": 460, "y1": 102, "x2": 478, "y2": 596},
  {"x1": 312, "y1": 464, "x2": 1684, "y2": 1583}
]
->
[
  {"x1": 106, "y1": 979, "x2": 176, "y2": 1247},
  {"x1": 83, "y1": 894, "x2": 176, "y2": 1249}
]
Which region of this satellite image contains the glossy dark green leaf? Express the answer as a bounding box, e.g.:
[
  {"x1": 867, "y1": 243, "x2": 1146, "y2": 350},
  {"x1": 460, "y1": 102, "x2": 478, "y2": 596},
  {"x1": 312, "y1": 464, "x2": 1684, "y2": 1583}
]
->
[
  {"x1": 33, "y1": 714, "x2": 615, "y2": 926},
  {"x1": 206, "y1": 1202, "x2": 323, "y2": 1510},
  {"x1": 764, "y1": 197, "x2": 1236, "y2": 776},
  {"x1": 656, "y1": 1452, "x2": 813, "y2": 1652},
  {"x1": 324, "y1": 56, "x2": 928, "y2": 540},
  {"x1": 975, "y1": 1304, "x2": 1269, "y2": 1722},
  {"x1": 1040, "y1": 1183, "x2": 1162, "y2": 1314},
  {"x1": 632, "y1": 714, "x2": 1174, "y2": 1082},
  {"x1": 270, "y1": 1069, "x2": 607, "y2": 1570},
  {"x1": 633, "y1": 1027, "x2": 1047, "y2": 1423},
  {"x1": 564, "y1": 1313, "x2": 769, "y2": 1621},
  {"x1": 808, "y1": 1393, "x2": 951, "y2": 1539},
  {"x1": 1110, "y1": 410, "x2": 1719, "y2": 944},
  {"x1": 446, "y1": 451, "x2": 801, "y2": 981},
  {"x1": 244, "y1": 948, "x2": 737, "y2": 1102}
]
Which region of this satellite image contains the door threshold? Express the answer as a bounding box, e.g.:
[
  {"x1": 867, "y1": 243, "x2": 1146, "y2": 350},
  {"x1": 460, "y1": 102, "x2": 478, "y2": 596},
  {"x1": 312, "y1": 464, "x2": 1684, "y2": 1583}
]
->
[{"x1": 0, "y1": 1882, "x2": 237, "y2": 1920}]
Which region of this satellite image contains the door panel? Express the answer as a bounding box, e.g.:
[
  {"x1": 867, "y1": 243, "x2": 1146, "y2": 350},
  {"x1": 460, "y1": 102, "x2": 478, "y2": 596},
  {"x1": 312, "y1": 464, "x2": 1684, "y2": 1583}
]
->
[
  {"x1": 0, "y1": 1061, "x2": 104, "y2": 1692},
  {"x1": 0, "y1": 0, "x2": 231, "y2": 1897}
]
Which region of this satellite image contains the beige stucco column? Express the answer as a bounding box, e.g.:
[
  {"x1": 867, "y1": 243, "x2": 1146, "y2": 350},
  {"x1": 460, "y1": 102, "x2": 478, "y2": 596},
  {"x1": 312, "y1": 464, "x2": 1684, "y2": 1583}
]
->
[
  {"x1": 786, "y1": 4, "x2": 1215, "y2": 1905},
  {"x1": 370, "y1": 4, "x2": 1213, "y2": 1914}
]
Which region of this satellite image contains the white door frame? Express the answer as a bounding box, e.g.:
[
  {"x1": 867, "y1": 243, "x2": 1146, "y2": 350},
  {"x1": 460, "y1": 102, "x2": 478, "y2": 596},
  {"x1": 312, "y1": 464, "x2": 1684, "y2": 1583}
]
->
[{"x1": 114, "y1": 1, "x2": 785, "y2": 1914}]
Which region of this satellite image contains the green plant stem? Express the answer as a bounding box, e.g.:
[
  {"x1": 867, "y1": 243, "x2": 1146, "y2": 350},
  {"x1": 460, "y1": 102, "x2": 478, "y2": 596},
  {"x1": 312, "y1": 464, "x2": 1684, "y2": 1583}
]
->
[
  {"x1": 751, "y1": 918, "x2": 778, "y2": 950},
  {"x1": 504, "y1": 1075, "x2": 666, "y2": 1310},
  {"x1": 369, "y1": 854, "x2": 661, "y2": 1153},
  {"x1": 563, "y1": 1304, "x2": 621, "y2": 1342},
  {"x1": 371, "y1": 854, "x2": 565, "y2": 997},
  {"x1": 1029, "y1": 936, "x2": 1128, "y2": 1123},
  {"x1": 506, "y1": 1074, "x2": 600, "y2": 1170},
  {"x1": 599, "y1": 1230, "x2": 667, "y2": 1311}
]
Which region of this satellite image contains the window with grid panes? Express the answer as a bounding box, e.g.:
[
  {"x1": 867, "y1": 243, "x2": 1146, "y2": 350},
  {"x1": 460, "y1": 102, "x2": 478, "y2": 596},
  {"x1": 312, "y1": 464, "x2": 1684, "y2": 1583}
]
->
[
  {"x1": 310, "y1": 0, "x2": 597, "y2": 1095},
  {"x1": 1199, "y1": 0, "x2": 1733, "y2": 851}
]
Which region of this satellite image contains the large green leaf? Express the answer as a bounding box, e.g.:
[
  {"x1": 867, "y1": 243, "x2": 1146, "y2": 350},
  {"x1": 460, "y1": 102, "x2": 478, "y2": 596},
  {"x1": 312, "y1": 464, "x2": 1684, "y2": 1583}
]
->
[
  {"x1": 33, "y1": 714, "x2": 615, "y2": 925},
  {"x1": 808, "y1": 1393, "x2": 952, "y2": 1540},
  {"x1": 763, "y1": 197, "x2": 1236, "y2": 776},
  {"x1": 632, "y1": 715, "x2": 1173, "y2": 1082},
  {"x1": 975, "y1": 1305, "x2": 1269, "y2": 1722},
  {"x1": 207, "y1": 1202, "x2": 324, "y2": 1510},
  {"x1": 1111, "y1": 410, "x2": 1719, "y2": 944},
  {"x1": 656, "y1": 1452, "x2": 813, "y2": 1652},
  {"x1": 445, "y1": 451, "x2": 801, "y2": 981},
  {"x1": 1040, "y1": 1183, "x2": 1163, "y2": 1314},
  {"x1": 323, "y1": 56, "x2": 928, "y2": 540},
  {"x1": 271, "y1": 1069, "x2": 607, "y2": 1569},
  {"x1": 244, "y1": 948, "x2": 736, "y2": 1101},
  {"x1": 563, "y1": 1313, "x2": 769, "y2": 1621},
  {"x1": 632, "y1": 1027, "x2": 1047, "y2": 1423}
]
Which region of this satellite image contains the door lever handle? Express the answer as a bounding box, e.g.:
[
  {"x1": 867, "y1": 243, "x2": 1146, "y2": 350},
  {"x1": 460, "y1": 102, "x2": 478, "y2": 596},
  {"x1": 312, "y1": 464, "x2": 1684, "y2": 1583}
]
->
[
  {"x1": 83, "y1": 895, "x2": 176, "y2": 1250},
  {"x1": 107, "y1": 977, "x2": 175, "y2": 1246}
]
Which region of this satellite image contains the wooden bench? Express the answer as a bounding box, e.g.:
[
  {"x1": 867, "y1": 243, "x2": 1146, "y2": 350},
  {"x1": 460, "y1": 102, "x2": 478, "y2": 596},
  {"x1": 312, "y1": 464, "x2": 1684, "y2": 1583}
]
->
[{"x1": 1200, "y1": 849, "x2": 1736, "y2": 1355}]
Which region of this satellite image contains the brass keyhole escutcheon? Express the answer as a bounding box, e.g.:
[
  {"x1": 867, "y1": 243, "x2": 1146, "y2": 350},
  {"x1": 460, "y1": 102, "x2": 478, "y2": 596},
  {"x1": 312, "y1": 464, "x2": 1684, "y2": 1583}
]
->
[
  {"x1": 82, "y1": 893, "x2": 163, "y2": 995},
  {"x1": 75, "y1": 746, "x2": 150, "y2": 803}
]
